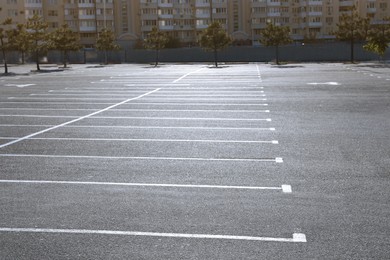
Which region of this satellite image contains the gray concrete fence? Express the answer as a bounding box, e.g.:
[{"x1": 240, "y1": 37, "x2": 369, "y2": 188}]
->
[{"x1": 2, "y1": 42, "x2": 389, "y2": 65}]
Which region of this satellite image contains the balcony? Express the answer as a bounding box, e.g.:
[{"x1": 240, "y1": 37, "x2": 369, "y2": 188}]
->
[
  {"x1": 159, "y1": 25, "x2": 174, "y2": 30},
  {"x1": 79, "y1": 15, "x2": 96, "y2": 20},
  {"x1": 80, "y1": 26, "x2": 96, "y2": 32},
  {"x1": 308, "y1": 22, "x2": 322, "y2": 27},
  {"x1": 196, "y1": 24, "x2": 208, "y2": 29},
  {"x1": 25, "y1": 3, "x2": 42, "y2": 8},
  {"x1": 195, "y1": 2, "x2": 210, "y2": 8},
  {"x1": 308, "y1": 0, "x2": 322, "y2": 5},
  {"x1": 174, "y1": 25, "x2": 194, "y2": 30},
  {"x1": 196, "y1": 13, "x2": 210, "y2": 19},
  {"x1": 141, "y1": 14, "x2": 158, "y2": 20},
  {"x1": 159, "y1": 14, "x2": 174, "y2": 19},
  {"x1": 267, "y1": 0, "x2": 281, "y2": 6},
  {"x1": 308, "y1": 12, "x2": 322, "y2": 16},
  {"x1": 158, "y1": 3, "x2": 173, "y2": 8},
  {"x1": 267, "y1": 12, "x2": 281, "y2": 17},
  {"x1": 78, "y1": 3, "x2": 95, "y2": 8},
  {"x1": 339, "y1": 1, "x2": 353, "y2": 6},
  {"x1": 252, "y1": 23, "x2": 267, "y2": 29}
]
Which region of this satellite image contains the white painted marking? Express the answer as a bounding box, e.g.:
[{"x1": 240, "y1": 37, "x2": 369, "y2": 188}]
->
[
  {"x1": 0, "y1": 125, "x2": 276, "y2": 131},
  {"x1": 89, "y1": 117, "x2": 272, "y2": 121},
  {"x1": 140, "y1": 98, "x2": 268, "y2": 101},
  {"x1": 0, "y1": 137, "x2": 279, "y2": 144},
  {"x1": 0, "y1": 108, "x2": 271, "y2": 113},
  {"x1": 0, "y1": 115, "x2": 272, "y2": 121},
  {"x1": 30, "y1": 93, "x2": 267, "y2": 97},
  {"x1": 0, "y1": 115, "x2": 77, "y2": 118},
  {"x1": 275, "y1": 157, "x2": 284, "y2": 163},
  {"x1": 4, "y1": 84, "x2": 35, "y2": 88},
  {"x1": 0, "y1": 228, "x2": 306, "y2": 243},
  {"x1": 50, "y1": 90, "x2": 265, "y2": 94},
  {"x1": 90, "y1": 86, "x2": 264, "y2": 90},
  {"x1": 0, "y1": 89, "x2": 161, "y2": 149},
  {"x1": 0, "y1": 101, "x2": 269, "y2": 106},
  {"x1": 0, "y1": 180, "x2": 289, "y2": 192},
  {"x1": 307, "y1": 82, "x2": 340, "y2": 86},
  {"x1": 0, "y1": 154, "x2": 283, "y2": 163},
  {"x1": 172, "y1": 67, "x2": 205, "y2": 83},
  {"x1": 123, "y1": 84, "x2": 191, "y2": 86},
  {"x1": 281, "y1": 185, "x2": 292, "y2": 193}
]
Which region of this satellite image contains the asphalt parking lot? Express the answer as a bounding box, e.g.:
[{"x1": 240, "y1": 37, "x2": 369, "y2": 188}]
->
[{"x1": 0, "y1": 62, "x2": 389, "y2": 259}]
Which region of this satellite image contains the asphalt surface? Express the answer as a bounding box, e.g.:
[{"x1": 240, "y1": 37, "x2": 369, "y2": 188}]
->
[{"x1": 0, "y1": 62, "x2": 389, "y2": 259}]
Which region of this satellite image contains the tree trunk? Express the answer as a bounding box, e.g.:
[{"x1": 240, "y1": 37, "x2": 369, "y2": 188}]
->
[
  {"x1": 275, "y1": 45, "x2": 280, "y2": 65},
  {"x1": 36, "y1": 49, "x2": 40, "y2": 71},
  {"x1": 350, "y1": 38, "x2": 354, "y2": 63},
  {"x1": 155, "y1": 48, "x2": 159, "y2": 67},
  {"x1": 63, "y1": 50, "x2": 68, "y2": 68},
  {"x1": 21, "y1": 51, "x2": 25, "y2": 64},
  {"x1": 214, "y1": 48, "x2": 218, "y2": 67},
  {"x1": 1, "y1": 47, "x2": 8, "y2": 74}
]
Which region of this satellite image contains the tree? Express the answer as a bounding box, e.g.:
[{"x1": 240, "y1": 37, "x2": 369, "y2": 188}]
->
[
  {"x1": 363, "y1": 18, "x2": 390, "y2": 61},
  {"x1": 260, "y1": 23, "x2": 292, "y2": 65},
  {"x1": 144, "y1": 26, "x2": 168, "y2": 67},
  {"x1": 0, "y1": 18, "x2": 13, "y2": 74},
  {"x1": 9, "y1": 23, "x2": 30, "y2": 64},
  {"x1": 26, "y1": 15, "x2": 50, "y2": 71},
  {"x1": 95, "y1": 28, "x2": 120, "y2": 64},
  {"x1": 333, "y1": 7, "x2": 370, "y2": 63},
  {"x1": 199, "y1": 21, "x2": 231, "y2": 67},
  {"x1": 50, "y1": 24, "x2": 81, "y2": 68}
]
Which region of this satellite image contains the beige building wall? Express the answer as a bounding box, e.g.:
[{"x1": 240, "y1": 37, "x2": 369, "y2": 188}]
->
[
  {"x1": 1, "y1": 0, "x2": 389, "y2": 47},
  {"x1": 250, "y1": 0, "x2": 390, "y2": 43}
]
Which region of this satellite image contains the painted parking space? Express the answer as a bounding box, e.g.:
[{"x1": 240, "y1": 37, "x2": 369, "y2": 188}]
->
[{"x1": 1, "y1": 63, "x2": 388, "y2": 259}]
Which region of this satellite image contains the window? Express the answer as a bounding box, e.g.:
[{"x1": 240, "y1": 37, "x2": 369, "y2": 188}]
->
[
  {"x1": 48, "y1": 10, "x2": 58, "y2": 16},
  {"x1": 8, "y1": 9, "x2": 18, "y2": 16}
]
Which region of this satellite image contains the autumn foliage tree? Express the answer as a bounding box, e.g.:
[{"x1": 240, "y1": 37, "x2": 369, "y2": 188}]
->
[{"x1": 199, "y1": 21, "x2": 231, "y2": 67}]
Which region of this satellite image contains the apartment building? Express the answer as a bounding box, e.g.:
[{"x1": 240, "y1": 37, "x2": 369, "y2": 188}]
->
[
  {"x1": 0, "y1": 0, "x2": 116, "y2": 47},
  {"x1": 0, "y1": 0, "x2": 389, "y2": 47},
  {"x1": 251, "y1": 0, "x2": 390, "y2": 42}
]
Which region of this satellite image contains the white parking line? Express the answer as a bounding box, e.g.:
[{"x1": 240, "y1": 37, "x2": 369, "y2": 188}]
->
[
  {"x1": 0, "y1": 125, "x2": 276, "y2": 131},
  {"x1": 0, "y1": 101, "x2": 269, "y2": 106},
  {"x1": 87, "y1": 87, "x2": 264, "y2": 89},
  {"x1": 0, "y1": 89, "x2": 161, "y2": 149},
  {"x1": 0, "y1": 180, "x2": 290, "y2": 192},
  {"x1": 51, "y1": 90, "x2": 265, "y2": 93},
  {"x1": 0, "y1": 115, "x2": 272, "y2": 121},
  {"x1": 172, "y1": 67, "x2": 205, "y2": 83},
  {"x1": 0, "y1": 228, "x2": 306, "y2": 243},
  {"x1": 0, "y1": 137, "x2": 279, "y2": 144},
  {"x1": 0, "y1": 108, "x2": 271, "y2": 113},
  {"x1": 0, "y1": 154, "x2": 283, "y2": 163},
  {"x1": 30, "y1": 94, "x2": 267, "y2": 98}
]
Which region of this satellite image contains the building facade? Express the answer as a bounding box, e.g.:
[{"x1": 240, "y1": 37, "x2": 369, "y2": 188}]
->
[{"x1": 0, "y1": 0, "x2": 389, "y2": 47}]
